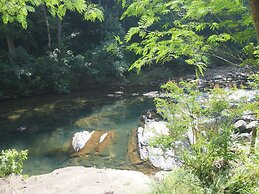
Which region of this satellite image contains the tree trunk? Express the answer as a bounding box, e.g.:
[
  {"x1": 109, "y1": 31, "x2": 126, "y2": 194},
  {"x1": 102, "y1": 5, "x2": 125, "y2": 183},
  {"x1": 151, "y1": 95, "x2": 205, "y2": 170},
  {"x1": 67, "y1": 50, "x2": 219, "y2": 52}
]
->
[
  {"x1": 57, "y1": 18, "x2": 62, "y2": 49},
  {"x1": 42, "y1": 6, "x2": 51, "y2": 48},
  {"x1": 249, "y1": 0, "x2": 259, "y2": 42},
  {"x1": 5, "y1": 32, "x2": 15, "y2": 54}
]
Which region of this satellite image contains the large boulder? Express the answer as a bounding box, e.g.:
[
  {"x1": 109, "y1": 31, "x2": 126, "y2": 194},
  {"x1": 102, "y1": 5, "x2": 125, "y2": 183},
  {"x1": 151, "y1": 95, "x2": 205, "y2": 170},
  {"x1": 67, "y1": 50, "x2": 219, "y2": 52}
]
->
[
  {"x1": 0, "y1": 167, "x2": 152, "y2": 194},
  {"x1": 233, "y1": 120, "x2": 247, "y2": 133},
  {"x1": 246, "y1": 121, "x2": 258, "y2": 131},
  {"x1": 137, "y1": 121, "x2": 181, "y2": 170}
]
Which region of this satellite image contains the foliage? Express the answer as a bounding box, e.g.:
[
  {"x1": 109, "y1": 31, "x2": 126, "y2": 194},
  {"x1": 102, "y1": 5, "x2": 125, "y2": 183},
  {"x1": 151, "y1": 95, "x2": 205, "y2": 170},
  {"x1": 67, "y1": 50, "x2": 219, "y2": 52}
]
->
[
  {"x1": 121, "y1": 0, "x2": 254, "y2": 73},
  {"x1": 85, "y1": 39, "x2": 130, "y2": 82},
  {"x1": 0, "y1": 149, "x2": 28, "y2": 177},
  {"x1": 151, "y1": 168, "x2": 204, "y2": 194},
  {"x1": 248, "y1": 73, "x2": 259, "y2": 89},
  {"x1": 155, "y1": 81, "x2": 203, "y2": 141},
  {"x1": 151, "y1": 155, "x2": 259, "y2": 194},
  {"x1": 183, "y1": 125, "x2": 235, "y2": 189},
  {"x1": 224, "y1": 154, "x2": 259, "y2": 194},
  {"x1": 152, "y1": 80, "x2": 258, "y2": 192},
  {"x1": 0, "y1": 0, "x2": 104, "y2": 28},
  {"x1": 0, "y1": 47, "x2": 88, "y2": 98},
  {"x1": 242, "y1": 43, "x2": 259, "y2": 70},
  {"x1": 83, "y1": 12, "x2": 131, "y2": 83},
  {"x1": 0, "y1": 2, "x2": 130, "y2": 99}
]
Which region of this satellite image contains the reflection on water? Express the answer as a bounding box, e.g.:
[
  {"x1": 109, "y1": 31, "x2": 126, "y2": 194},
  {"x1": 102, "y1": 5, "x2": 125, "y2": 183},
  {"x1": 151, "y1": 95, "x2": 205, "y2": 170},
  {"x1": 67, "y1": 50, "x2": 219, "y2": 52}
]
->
[{"x1": 0, "y1": 87, "x2": 155, "y2": 175}]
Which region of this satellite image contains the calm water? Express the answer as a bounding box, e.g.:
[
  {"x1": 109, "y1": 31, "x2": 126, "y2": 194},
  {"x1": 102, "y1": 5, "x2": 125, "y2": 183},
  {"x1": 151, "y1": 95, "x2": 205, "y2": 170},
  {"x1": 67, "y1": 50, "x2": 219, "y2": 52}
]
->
[{"x1": 0, "y1": 87, "x2": 156, "y2": 175}]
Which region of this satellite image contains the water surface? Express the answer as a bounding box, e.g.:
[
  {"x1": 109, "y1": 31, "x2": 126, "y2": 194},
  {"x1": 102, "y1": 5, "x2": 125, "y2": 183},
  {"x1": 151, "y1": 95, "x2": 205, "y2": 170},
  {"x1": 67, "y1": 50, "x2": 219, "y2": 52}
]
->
[{"x1": 0, "y1": 87, "x2": 156, "y2": 175}]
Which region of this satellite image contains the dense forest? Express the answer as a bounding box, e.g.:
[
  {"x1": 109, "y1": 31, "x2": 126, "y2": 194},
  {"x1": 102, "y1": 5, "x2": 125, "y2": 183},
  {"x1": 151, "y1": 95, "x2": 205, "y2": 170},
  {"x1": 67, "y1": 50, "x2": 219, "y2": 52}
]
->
[
  {"x1": 0, "y1": 0, "x2": 258, "y2": 194},
  {"x1": 0, "y1": 0, "x2": 258, "y2": 99}
]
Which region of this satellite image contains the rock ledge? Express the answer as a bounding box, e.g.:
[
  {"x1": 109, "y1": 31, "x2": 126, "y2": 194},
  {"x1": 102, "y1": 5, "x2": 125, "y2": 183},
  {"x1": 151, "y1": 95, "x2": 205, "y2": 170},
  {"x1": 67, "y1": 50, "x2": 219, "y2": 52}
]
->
[{"x1": 0, "y1": 166, "x2": 152, "y2": 194}]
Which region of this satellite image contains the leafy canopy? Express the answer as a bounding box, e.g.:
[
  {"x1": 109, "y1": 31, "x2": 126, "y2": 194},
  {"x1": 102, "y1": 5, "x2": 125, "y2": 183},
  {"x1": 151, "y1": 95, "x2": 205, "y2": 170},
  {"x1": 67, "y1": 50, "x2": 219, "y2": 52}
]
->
[
  {"x1": 121, "y1": 0, "x2": 254, "y2": 74},
  {"x1": 0, "y1": 0, "x2": 104, "y2": 28}
]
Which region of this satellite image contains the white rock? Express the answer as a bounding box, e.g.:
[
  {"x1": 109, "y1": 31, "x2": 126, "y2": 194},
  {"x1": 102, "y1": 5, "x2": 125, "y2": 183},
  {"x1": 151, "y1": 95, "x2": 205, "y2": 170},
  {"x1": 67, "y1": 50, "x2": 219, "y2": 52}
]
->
[
  {"x1": 228, "y1": 90, "x2": 258, "y2": 102},
  {"x1": 186, "y1": 130, "x2": 196, "y2": 145},
  {"x1": 99, "y1": 132, "x2": 108, "y2": 143},
  {"x1": 238, "y1": 132, "x2": 252, "y2": 142},
  {"x1": 72, "y1": 131, "x2": 95, "y2": 152},
  {"x1": 241, "y1": 113, "x2": 255, "y2": 121},
  {"x1": 143, "y1": 91, "x2": 160, "y2": 98},
  {"x1": 212, "y1": 75, "x2": 222, "y2": 80},
  {"x1": 115, "y1": 91, "x2": 123, "y2": 95},
  {"x1": 148, "y1": 147, "x2": 178, "y2": 170},
  {"x1": 233, "y1": 120, "x2": 247, "y2": 132},
  {"x1": 107, "y1": 94, "x2": 115, "y2": 97},
  {"x1": 145, "y1": 121, "x2": 170, "y2": 136},
  {"x1": 137, "y1": 121, "x2": 181, "y2": 170},
  {"x1": 131, "y1": 93, "x2": 139, "y2": 96},
  {"x1": 246, "y1": 121, "x2": 258, "y2": 130},
  {"x1": 143, "y1": 91, "x2": 166, "y2": 98}
]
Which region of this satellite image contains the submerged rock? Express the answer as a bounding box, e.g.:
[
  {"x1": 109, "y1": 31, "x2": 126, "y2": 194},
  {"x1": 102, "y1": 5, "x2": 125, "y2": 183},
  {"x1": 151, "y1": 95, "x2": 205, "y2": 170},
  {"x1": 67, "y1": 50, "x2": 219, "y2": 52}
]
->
[
  {"x1": 16, "y1": 126, "x2": 27, "y2": 132},
  {"x1": 72, "y1": 131, "x2": 95, "y2": 152},
  {"x1": 128, "y1": 129, "x2": 144, "y2": 165},
  {"x1": 74, "y1": 112, "x2": 114, "y2": 128},
  {"x1": 99, "y1": 132, "x2": 108, "y2": 143},
  {"x1": 72, "y1": 130, "x2": 115, "y2": 156}
]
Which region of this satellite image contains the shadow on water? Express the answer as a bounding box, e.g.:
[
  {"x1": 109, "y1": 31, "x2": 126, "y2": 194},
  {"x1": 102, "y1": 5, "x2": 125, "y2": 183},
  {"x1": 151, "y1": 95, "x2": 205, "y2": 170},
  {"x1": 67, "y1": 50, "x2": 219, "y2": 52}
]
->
[{"x1": 0, "y1": 86, "x2": 157, "y2": 175}]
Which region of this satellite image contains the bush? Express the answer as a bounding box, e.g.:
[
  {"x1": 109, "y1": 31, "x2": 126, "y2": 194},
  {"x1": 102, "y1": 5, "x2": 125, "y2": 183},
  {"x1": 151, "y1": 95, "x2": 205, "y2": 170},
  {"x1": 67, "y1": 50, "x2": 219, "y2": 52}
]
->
[
  {"x1": 0, "y1": 149, "x2": 28, "y2": 177},
  {"x1": 151, "y1": 80, "x2": 258, "y2": 193},
  {"x1": 224, "y1": 154, "x2": 259, "y2": 194},
  {"x1": 151, "y1": 168, "x2": 204, "y2": 194}
]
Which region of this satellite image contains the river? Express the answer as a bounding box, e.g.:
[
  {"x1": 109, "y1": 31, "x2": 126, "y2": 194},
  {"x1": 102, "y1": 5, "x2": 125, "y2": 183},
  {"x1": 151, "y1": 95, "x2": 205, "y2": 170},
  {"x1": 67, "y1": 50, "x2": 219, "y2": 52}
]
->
[{"x1": 0, "y1": 86, "x2": 157, "y2": 175}]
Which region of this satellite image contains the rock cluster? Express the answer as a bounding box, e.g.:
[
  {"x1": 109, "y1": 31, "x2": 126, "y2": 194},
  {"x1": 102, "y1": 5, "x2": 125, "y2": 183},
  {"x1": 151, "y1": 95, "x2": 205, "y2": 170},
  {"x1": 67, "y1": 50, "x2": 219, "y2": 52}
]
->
[
  {"x1": 233, "y1": 117, "x2": 258, "y2": 141},
  {"x1": 137, "y1": 88, "x2": 258, "y2": 170},
  {"x1": 198, "y1": 71, "x2": 251, "y2": 89}
]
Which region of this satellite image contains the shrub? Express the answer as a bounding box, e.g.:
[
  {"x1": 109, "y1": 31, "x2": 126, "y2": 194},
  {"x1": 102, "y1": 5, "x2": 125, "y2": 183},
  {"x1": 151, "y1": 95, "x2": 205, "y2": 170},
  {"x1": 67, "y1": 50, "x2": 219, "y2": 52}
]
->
[
  {"x1": 151, "y1": 168, "x2": 204, "y2": 194},
  {"x1": 151, "y1": 80, "x2": 258, "y2": 192},
  {"x1": 0, "y1": 149, "x2": 28, "y2": 177},
  {"x1": 223, "y1": 154, "x2": 259, "y2": 194}
]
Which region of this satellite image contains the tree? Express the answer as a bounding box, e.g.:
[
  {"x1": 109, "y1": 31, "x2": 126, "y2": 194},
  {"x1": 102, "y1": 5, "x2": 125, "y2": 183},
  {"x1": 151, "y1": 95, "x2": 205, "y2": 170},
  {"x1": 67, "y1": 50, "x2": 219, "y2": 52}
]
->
[
  {"x1": 42, "y1": 5, "x2": 52, "y2": 48},
  {"x1": 249, "y1": 0, "x2": 259, "y2": 42},
  {"x1": 0, "y1": 0, "x2": 104, "y2": 55},
  {"x1": 121, "y1": 0, "x2": 255, "y2": 73},
  {"x1": 0, "y1": 0, "x2": 104, "y2": 29}
]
